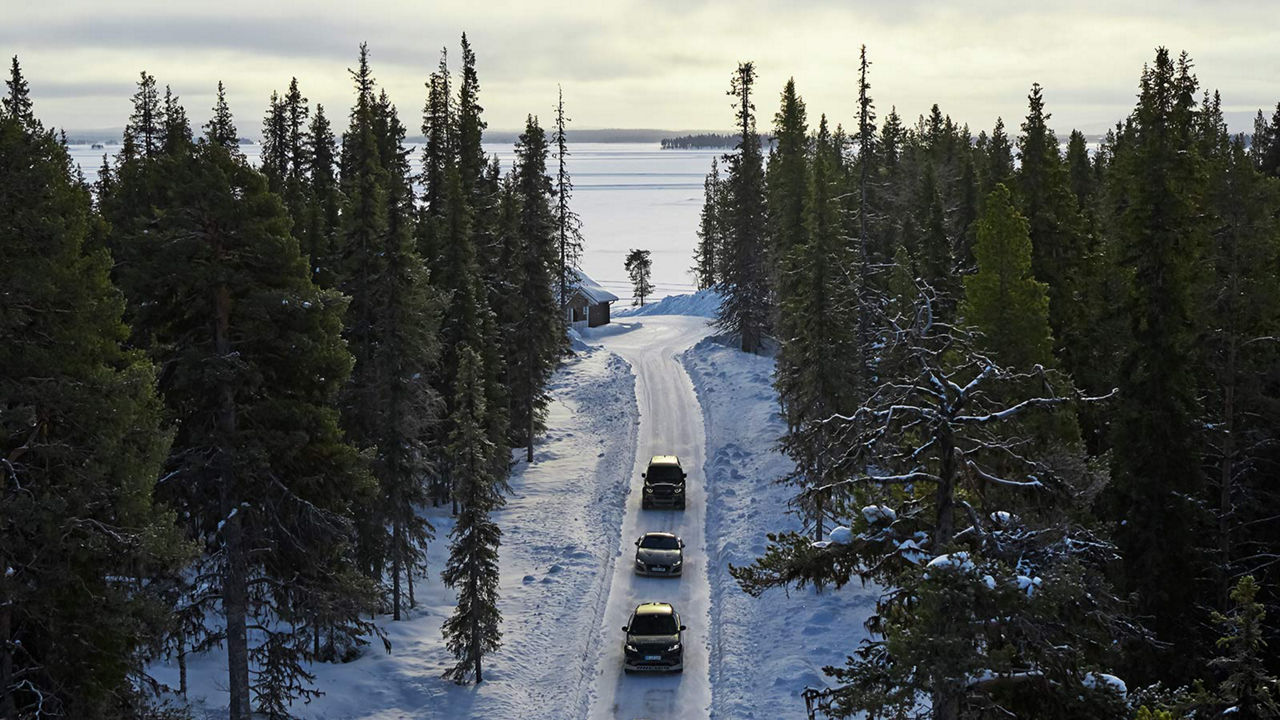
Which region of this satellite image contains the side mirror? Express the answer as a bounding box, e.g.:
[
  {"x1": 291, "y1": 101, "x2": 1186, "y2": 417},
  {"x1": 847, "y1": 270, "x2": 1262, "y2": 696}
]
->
[
  {"x1": 634, "y1": 539, "x2": 640, "y2": 546},
  {"x1": 641, "y1": 472, "x2": 646, "y2": 478},
  {"x1": 679, "y1": 625, "x2": 687, "y2": 631},
  {"x1": 682, "y1": 472, "x2": 688, "y2": 479},
  {"x1": 622, "y1": 626, "x2": 629, "y2": 632},
  {"x1": 680, "y1": 541, "x2": 685, "y2": 548}
]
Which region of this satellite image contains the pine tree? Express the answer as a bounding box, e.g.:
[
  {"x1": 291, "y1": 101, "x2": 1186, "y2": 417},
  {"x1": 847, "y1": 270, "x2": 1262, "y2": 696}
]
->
[
  {"x1": 717, "y1": 62, "x2": 771, "y2": 353},
  {"x1": 122, "y1": 71, "x2": 163, "y2": 162},
  {"x1": 1014, "y1": 83, "x2": 1089, "y2": 371},
  {"x1": 625, "y1": 248, "x2": 654, "y2": 306},
  {"x1": 441, "y1": 347, "x2": 504, "y2": 684},
  {"x1": 774, "y1": 117, "x2": 862, "y2": 541},
  {"x1": 506, "y1": 114, "x2": 562, "y2": 462},
  {"x1": 1261, "y1": 103, "x2": 1280, "y2": 178},
  {"x1": 1107, "y1": 48, "x2": 1211, "y2": 684},
  {"x1": 766, "y1": 77, "x2": 808, "y2": 311},
  {"x1": 260, "y1": 90, "x2": 287, "y2": 188},
  {"x1": 1, "y1": 65, "x2": 185, "y2": 720},
  {"x1": 204, "y1": 81, "x2": 238, "y2": 151},
  {"x1": 738, "y1": 285, "x2": 1124, "y2": 720},
  {"x1": 692, "y1": 157, "x2": 722, "y2": 289},
  {"x1": 3, "y1": 56, "x2": 33, "y2": 125},
  {"x1": 300, "y1": 102, "x2": 341, "y2": 288},
  {"x1": 109, "y1": 97, "x2": 378, "y2": 717},
  {"x1": 1208, "y1": 576, "x2": 1280, "y2": 718},
  {"x1": 552, "y1": 85, "x2": 584, "y2": 310},
  {"x1": 336, "y1": 45, "x2": 441, "y2": 620},
  {"x1": 1065, "y1": 129, "x2": 1094, "y2": 210},
  {"x1": 161, "y1": 85, "x2": 192, "y2": 155},
  {"x1": 960, "y1": 184, "x2": 1054, "y2": 369}
]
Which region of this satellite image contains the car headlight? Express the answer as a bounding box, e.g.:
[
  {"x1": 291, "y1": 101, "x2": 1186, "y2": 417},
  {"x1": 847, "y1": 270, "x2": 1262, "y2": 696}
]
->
[
  {"x1": 673, "y1": 487, "x2": 683, "y2": 493},
  {"x1": 668, "y1": 643, "x2": 681, "y2": 653},
  {"x1": 671, "y1": 558, "x2": 682, "y2": 567},
  {"x1": 635, "y1": 558, "x2": 646, "y2": 568},
  {"x1": 643, "y1": 486, "x2": 653, "y2": 493},
  {"x1": 625, "y1": 643, "x2": 637, "y2": 653}
]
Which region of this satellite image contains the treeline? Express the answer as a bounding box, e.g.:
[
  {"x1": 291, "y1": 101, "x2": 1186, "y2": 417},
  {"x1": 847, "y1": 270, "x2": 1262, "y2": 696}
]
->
[
  {"x1": 661, "y1": 132, "x2": 739, "y2": 149},
  {"x1": 2, "y1": 37, "x2": 583, "y2": 719},
  {"x1": 703, "y1": 48, "x2": 1280, "y2": 718}
]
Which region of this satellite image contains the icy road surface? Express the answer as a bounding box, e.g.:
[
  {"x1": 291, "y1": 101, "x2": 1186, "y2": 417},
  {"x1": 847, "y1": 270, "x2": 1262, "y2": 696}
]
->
[{"x1": 583, "y1": 315, "x2": 716, "y2": 720}]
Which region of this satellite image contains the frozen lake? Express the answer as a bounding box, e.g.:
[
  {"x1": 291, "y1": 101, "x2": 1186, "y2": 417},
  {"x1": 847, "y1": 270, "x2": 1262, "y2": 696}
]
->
[{"x1": 68, "y1": 142, "x2": 721, "y2": 302}]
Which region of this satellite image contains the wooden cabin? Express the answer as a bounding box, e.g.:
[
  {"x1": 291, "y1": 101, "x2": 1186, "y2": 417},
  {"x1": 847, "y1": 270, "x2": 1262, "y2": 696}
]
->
[{"x1": 565, "y1": 270, "x2": 619, "y2": 328}]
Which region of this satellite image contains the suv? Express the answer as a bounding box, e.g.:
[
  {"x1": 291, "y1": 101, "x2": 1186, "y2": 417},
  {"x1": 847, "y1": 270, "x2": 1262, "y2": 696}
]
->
[
  {"x1": 622, "y1": 602, "x2": 686, "y2": 673},
  {"x1": 641, "y1": 455, "x2": 686, "y2": 510},
  {"x1": 634, "y1": 532, "x2": 685, "y2": 577}
]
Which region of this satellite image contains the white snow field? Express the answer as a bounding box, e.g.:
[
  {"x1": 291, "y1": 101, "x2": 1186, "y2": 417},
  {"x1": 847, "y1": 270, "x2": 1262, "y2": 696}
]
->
[{"x1": 581, "y1": 315, "x2": 717, "y2": 720}]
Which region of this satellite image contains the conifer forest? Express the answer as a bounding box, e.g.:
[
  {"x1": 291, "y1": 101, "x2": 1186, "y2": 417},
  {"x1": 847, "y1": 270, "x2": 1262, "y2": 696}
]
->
[{"x1": 3, "y1": 20, "x2": 1280, "y2": 720}]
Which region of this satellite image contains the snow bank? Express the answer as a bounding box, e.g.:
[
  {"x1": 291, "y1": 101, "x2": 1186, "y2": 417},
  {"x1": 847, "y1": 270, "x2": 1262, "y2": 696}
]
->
[
  {"x1": 681, "y1": 335, "x2": 877, "y2": 718},
  {"x1": 614, "y1": 287, "x2": 722, "y2": 318}
]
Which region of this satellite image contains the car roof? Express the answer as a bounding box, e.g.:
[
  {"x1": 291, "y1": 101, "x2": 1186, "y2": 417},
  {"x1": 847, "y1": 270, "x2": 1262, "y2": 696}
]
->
[
  {"x1": 648, "y1": 455, "x2": 681, "y2": 466},
  {"x1": 639, "y1": 531, "x2": 679, "y2": 540},
  {"x1": 632, "y1": 602, "x2": 675, "y2": 616}
]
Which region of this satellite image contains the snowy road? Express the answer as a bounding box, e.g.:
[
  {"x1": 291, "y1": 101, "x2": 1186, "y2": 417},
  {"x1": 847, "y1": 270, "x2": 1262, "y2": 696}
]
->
[{"x1": 583, "y1": 315, "x2": 716, "y2": 720}]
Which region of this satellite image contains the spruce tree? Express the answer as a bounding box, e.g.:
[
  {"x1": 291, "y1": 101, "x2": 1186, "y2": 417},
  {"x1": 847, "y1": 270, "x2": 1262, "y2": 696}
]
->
[
  {"x1": 337, "y1": 45, "x2": 441, "y2": 619},
  {"x1": 774, "y1": 117, "x2": 862, "y2": 541},
  {"x1": 204, "y1": 81, "x2": 238, "y2": 151},
  {"x1": 122, "y1": 70, "x2": 162, "y2": 162},
  {"x1": 1, "y1": 65, "x2": 185, "y2": 720},
  {"x1": 301, "y1": 102, "x2": 341, "y2": 288},
  {"x1": 505, "y1": 114, "x2": 561, "y2": 461},
  {"x1": 625, "y1": 248, "x2": 654, "y2": 306},
  {"x1": 552, "y1": 85, "x2": 584, "y2": 310},
  {"x1": 161, "y1": 85, "x2": 192, "y2": 154},
  {"x1": 1014, "y1": 83, "x2": 1089, "y2": 371},
  {"x1": 1208, "y1": 576, "x2": 1280, "y2": 718},
  {"x1": 765, "y1": 77, "x2": 808, "y2": 312},
  {"x1": 717, "y1": 62, "x2": 771, "y2": 353},
  {"x1": 960, "y1": 183, "x2": 1054, "y2": 369},
  {"x1": 1107, "y1": 48, "x2": 1211, "y2": 683},
  {"x1": 441, "y1": 346, "x2": 504, "y2": 684},
  {"x1": 692, "y1": 157, "x2": 722, "y2": 289},
  {"x1": 109, "y1": 86, "x2": 377, "y2": 716}
]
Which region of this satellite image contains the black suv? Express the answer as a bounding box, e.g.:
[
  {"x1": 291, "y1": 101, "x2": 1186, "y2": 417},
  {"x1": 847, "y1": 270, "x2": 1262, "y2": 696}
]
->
[
  {"x1": 622, "y1": 602, "x2": 686, "y2": 673},
  {"x1": 641, "y1": 455, "x2": 686, "y2": 510},
  {"x1": 633, "y1": 532, "x2": 685, "y2": 577}
]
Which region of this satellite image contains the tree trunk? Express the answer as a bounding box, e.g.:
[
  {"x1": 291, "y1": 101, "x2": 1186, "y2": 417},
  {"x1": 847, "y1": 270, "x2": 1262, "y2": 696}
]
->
[
  {"x1": 934, "y1": 428, "x2": 957, "y2": 549},
  {"x1": 526, "y1": 360, "x2": 535, "y2": 463},
  {"x1": 178, "y1": 632, "x2": 188, "y2": 698},
  {"x1": 392, "y1": 520, "x2": 402, "y2": 621},
  {"x1": 472, "y1": 606, "x2": 482, "y2": 684},
  {"x1": 931, "y1": 686, "x2": 960, "y2": 720},
  {"x1": 1, "y1": 601, "x2": 14, "y2": 720},
  {"x1": 408, "y1": 562, "x2": 416, "y2": 609},
  {"x1": 215, "y1": 283, "x2": 251, "y2": 720},
  {"x1": 1218, "y1": 345, "x2": 1236, "y2": 610}
]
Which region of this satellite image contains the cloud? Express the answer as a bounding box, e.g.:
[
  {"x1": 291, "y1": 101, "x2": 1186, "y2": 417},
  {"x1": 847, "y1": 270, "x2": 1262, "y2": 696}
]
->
[{"x1": 4, "y1": 0, "x2": 1277, "y2": 134}]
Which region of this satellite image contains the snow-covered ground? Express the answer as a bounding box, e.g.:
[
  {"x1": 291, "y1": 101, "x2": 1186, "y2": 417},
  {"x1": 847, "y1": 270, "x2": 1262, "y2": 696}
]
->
[
  {"x1": 152, "y1": 294, "x2": 877, "y2": 719},
  {"x1": 614, "y1": 288, "x2": 723, "y2": 319},
  {"x1": 681, "y1": 335, "x2": 878, "y2": 719}
]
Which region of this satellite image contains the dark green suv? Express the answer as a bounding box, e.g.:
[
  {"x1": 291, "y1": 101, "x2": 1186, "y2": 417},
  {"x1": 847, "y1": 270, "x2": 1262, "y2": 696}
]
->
[
  {"x1": 622, "y1": 602, "x2": 686, "y2": 673},
  {"x1": 641, "y1": 455, "x2": 686, "y2": 510}
]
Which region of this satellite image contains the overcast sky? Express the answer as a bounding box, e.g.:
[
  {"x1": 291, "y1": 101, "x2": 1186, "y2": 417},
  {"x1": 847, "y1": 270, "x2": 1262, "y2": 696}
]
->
[{"x1": 5, "y1": 1, "x2": 1278, "y2": 137}]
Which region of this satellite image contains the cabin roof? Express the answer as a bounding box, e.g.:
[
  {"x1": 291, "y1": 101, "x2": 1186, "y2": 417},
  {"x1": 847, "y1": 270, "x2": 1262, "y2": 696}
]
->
[{"x1": 573, "y1": 269, "x2": 619, "y2": 305}]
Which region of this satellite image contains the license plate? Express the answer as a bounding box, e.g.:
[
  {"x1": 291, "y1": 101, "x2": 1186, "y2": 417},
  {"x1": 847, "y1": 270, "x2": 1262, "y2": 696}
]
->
[
  {"x1": 651, "y1": 567, "x2": 666, "y2": 573},
  {"x1": 644, "y1": 655, "x2": 661, "y2": 660}
]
